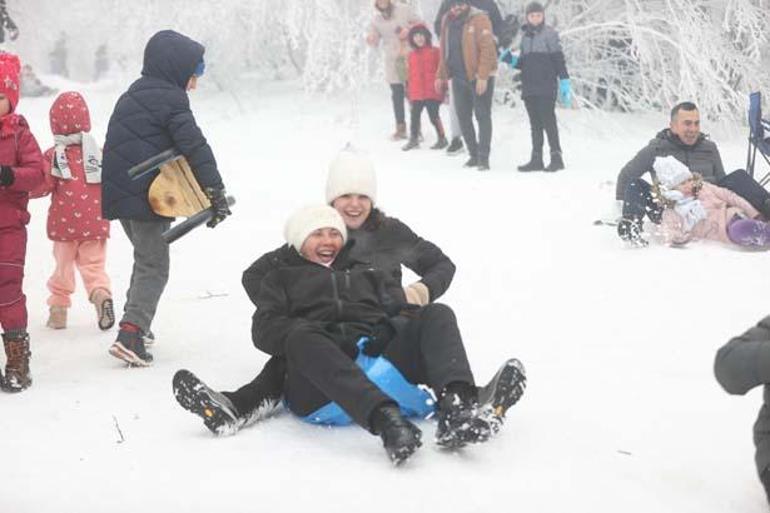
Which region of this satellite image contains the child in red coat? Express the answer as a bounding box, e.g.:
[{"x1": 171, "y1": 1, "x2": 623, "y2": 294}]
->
[
  {"x1": 0, "y1": 52, "x2": 46, "y2": 392},
  {"x1": 402, "y1": 24, "x2": 447, "y2": 151},
  {"x1": 31, "y1": 92, "x2": 113, "y2": 332}
]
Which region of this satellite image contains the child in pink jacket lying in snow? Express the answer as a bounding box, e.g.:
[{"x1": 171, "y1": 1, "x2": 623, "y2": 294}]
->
[
  {"x1": 31, "y1": 91, "x2": 113, "y2": 331},
  {"x1": 655, "y1": 156, "x2": 770, "y2": 248}
]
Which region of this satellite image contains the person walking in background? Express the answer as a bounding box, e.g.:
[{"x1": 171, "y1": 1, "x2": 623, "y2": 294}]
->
[
  {"x1": 0, "y1": 52, "x2": 45, "y2": 392},
  {"x1": 30, "y1": 92, "x2": 113, "y2": 332},
  {"x1": 436, "y1": 0, "x2": 498, "y2": 171},
  {"x1": 366, "y1": 0, "x2": 423, "y2": 141},
  {"x1": 502, "y1": 2, "x2": 570, "y2": 172},
  {"x1": 402, "y1": 24, "x2": 447, "y2": 151}
]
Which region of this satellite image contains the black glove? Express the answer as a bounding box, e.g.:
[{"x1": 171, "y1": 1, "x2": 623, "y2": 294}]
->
[
  {"x1": 361, "y1": 321, "x2": 396, "y2": 357},
  {"x1": 204, "y1": 187, "x2": 231, "y2": 228},
  {"x1": 0, "y1": 165, "x2": 14, "y2": 186}
]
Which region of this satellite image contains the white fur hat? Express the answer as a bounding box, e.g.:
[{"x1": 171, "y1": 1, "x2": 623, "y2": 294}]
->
[
  {"x1": 325, "y1": 151, "x2": 377, "y2": 205},
  {"x1": 654, "y1": 156, "x2": 692, "y2": 189},
  {"x1": 284, "y1": 205, "x2": 348, "y2": 251}
]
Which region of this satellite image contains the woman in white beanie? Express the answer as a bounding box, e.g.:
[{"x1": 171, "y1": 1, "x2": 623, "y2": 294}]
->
[
  {"x1": 174, "y1": 203, "x2": 525, "y2": 464},
  {"x1": 654, "y1": 156, "x2": 770, "y2": 247}
]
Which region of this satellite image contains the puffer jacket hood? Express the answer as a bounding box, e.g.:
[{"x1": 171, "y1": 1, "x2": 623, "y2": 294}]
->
[
  {"x1": 141, "y1": 30, "x2": 204, "y2": 89},
  {"x1": 49, "y1": 91, "x2": 91, "y2": 136}
]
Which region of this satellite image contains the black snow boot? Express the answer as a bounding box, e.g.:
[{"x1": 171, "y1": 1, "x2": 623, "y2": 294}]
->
[
  {"x1": 544, "y1": 151, "x2": 565, "y2": 172},
  {"x1": 402, "y1": 138, "x2": 420, "y2": 151},
  {"x1": 517, "y1": 151, "x2": 545, "y2": 172},
  {"x1": 478, "y1": 358, "x2": 527, "y2": 425},
  {"x1": 370, "y1": 403, "x2": 422, "y2": 465},
  {"x1": 173, "y1": 369, "x2": 245, "y2": 436},
  {"x1": 435, "y1": 383, "x2": 495, "y2": 448},
  {"x1": 617, "y1": 217, "x2": 648, "y2": 247}
]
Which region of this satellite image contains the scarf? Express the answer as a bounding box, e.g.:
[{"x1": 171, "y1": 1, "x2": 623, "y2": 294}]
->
[
  {"x1": 662, "y1": 189, "x2": 707, "y2": 232},
  {"x1": 52, "y1": 132, "x2": 102, "y2": 184}
]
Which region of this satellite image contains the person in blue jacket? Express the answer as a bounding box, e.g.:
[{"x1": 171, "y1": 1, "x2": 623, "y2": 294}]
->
[
  {"x1": 101, "y1": 30, "x2": 231, "y2": 367},
  {"x1": 502, "y1": 2, "x2": 570, "y2": 172}
]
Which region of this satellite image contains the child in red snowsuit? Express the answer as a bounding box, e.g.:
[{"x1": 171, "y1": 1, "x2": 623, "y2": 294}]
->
[
  {"x1": 0, "y1": 52, "x2": 45, "y2": 392},
  {"x1": 30, "y1": 92, "x2": 113, "y2": 332},
  {"x1": 402, "y1": 24, "x2": 446, "y2": 152}
]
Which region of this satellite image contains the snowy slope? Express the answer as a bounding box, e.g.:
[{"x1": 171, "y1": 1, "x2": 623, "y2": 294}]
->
[{"x1": 2, "y1": 75, "x2": 768, "y2": 513}]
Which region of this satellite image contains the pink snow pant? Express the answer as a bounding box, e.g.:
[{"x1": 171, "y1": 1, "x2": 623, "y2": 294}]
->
[
  {"x1": 0, "y1": 226, "x2": 28, "y2": 332},
  {"x1": 47, "y1": 239, "x2": 110, "y2": 307}
]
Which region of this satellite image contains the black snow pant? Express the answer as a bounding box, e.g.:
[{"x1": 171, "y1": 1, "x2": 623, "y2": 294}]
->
[
  {"x1": 390, "y1": 83, "x2": 406, "y2": 125},
  {"x1": 524, "y1": 95, "x2": 561, "y2": 155},
  {"x1": 621, "y1": 179, "x2": 664, "y2": 225},
  {"x1": 410, "y1": 100, "x2": 444, "y2": 140},
  {"x1": 225, "y1": 355, "x2": 287, "y2": 417},
  {"x1": 282, "y1": 303, "x2": 475, "y2": 431},
  {"x1": 452, "y1": 77, "x2": 494, "y2": 160}
]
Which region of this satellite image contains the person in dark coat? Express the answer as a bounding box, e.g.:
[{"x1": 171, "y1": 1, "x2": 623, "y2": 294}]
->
[
  {"x1": 502, "y1": 2, "x2": 570, "y2": 172},
  {"x1": 615, "y1": 101, "x2": 770, "y2": 245},
  {"x1": 715, "y1": 316, "x2": 770, "y2": 504},
  {"x1": 174, "y1": 204, "x2": 526, "y2": 465},
  {"x1": 101, "y1": 30, "x2": 231, "y2": 366}
]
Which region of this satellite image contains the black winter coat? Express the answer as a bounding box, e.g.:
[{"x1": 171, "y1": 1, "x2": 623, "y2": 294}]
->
[
  {"x1": 101, "y1": 30, "x2": 223, "y2": 221},
  {"x1": 242, "y1": 213, "x2": 456, "y2": 306},
  {"x1": 615, "y1": 129, "x2": 726, "y2": 200},
  {"x1": 250, "y1": 244, "x2": 398, "y2": 357},
  {"x1": 516, "y1": 23, "x2": 568, "y2": 99}
]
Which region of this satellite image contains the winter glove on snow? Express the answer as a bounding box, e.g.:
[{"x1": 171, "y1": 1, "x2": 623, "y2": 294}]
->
[
  {"x1": 404, "y1": 282, "x2": 430, "y2": 306},
  {"x1": 0, "y1": 165, "x2": 13, "y2": 186},
  {"x1": 559, "y1": 78, "x2": 572, "y2": 106},
  {"x1": 361, "y1": 321, "x2": 397, "y2": 357},
  {"x1": 499, "y1": 49, "x2": 519, "y2": 68},
  {"x1": 204, "y1": 187, "x2": 231, "y2": 228}
]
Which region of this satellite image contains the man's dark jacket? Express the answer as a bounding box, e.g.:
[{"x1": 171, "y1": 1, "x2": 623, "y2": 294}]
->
[{"x1": 101, "y1": 30, "x2": 223, "y2": 221}]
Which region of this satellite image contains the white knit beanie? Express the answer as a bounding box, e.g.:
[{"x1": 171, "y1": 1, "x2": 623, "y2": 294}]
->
[
  {"x1": 654, "y1": 156, "x2": 692, "y2": 189},
  {"x1": 325, "y1": 151, "x2": 377, "y2": 205},
  {"x1": 284, "y1": 205, "x2": 348, "y2": 251}
]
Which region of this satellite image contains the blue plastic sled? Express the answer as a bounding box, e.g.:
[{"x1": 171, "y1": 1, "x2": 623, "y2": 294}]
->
[{"x1": 300, "y1": 338, "x2": 435, "y2": 425}]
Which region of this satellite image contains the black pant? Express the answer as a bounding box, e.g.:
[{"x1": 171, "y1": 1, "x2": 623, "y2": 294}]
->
[
  {"x1": 390, "y1": 83, "x2": 406, "y2": 125},
  {"x1": 225, "y1": 355, "x2": 287, "y2": 416},
  {"x1": 410, "y1": 100, "x2": 443, "y2": 139},
  {"x1": 282, "y1": 304, "x2": 475, "y2": 431},
  {"x1": 452, "y1": 77, "x2": 494, "y2": 160},
  {"x1": 621, "y1": 179, "x2": 664, "y2": 224},
  {"x1": 524, "y1": 95, "x2": 561, "y2": 155}
]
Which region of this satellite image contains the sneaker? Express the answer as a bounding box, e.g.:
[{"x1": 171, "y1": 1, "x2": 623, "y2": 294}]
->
[
  {"x1": 431, "y1": 136, "x2": 449, "y2": 150},
  {"x1": 463, "y1": 156, "x2": 479, "y2": 168},
  {"x1": 46, "y1": 305, "x2": 68, "y2": 330},
  {"x1": 173, "y1": 369, "x2": 244, "y2": 436},
  {"x1": 517, "y1": 153, "x2": 545, "y2": 172},
  {"x1": 402, "y1": 138, "x2": 419, "y2": 151},
  {"x1": 2, "y1": 331, "x2": 32, "y2": 392},
  {"x1": 90, "y1": 288, "x2": 115, "y2": 331},
  {"x1": 109, "y1": 324, "x2": 153, "y2": 367},
  {"x1": 435, "y1": 391, "x2": 494, "y2": 448},
  {"x1": 478, "y1": 358, "x2": 527, "y2": 423},
  {"x1": 142, "y1": 330, "x2": 156, "y2": 347},
  {"x1": 370, "y1": 404, "x2": 422, "y2": 465},
  {"x1": 446, "y1": 137, "x2": 464, "y2": 155}
]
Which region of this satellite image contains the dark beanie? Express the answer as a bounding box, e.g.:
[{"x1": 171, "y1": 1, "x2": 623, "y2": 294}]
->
[{"x1": 526, "y1": 2, "x2": 545, "y2": 14}]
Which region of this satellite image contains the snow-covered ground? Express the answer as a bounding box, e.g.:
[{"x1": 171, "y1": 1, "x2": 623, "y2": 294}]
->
[{"x1": 3, "y1": 75, "x2": 768, "y2": 513}]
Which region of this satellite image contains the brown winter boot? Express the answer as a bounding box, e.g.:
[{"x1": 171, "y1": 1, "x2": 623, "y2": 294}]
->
[
  {"x1": 3, "y1": 331, "x2": 32, "y2": 392},
  {"x1": 46, "y1": 305, "x2": 68, "y2": 330},
  {"x1": 391, "y1": 123, "x2": 407, "y2": 141},
  {"x1": 90, "y1": 288, "x2": 115, "y2": 331}
]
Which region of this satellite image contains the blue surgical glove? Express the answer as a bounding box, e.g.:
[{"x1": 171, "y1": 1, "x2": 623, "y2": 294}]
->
[
  {"x1": 559, "y1": 78, "x2": 572, "y2": 106},
  {"x1": 499, "y1": 49, "x2": 518, "y2": 68}
]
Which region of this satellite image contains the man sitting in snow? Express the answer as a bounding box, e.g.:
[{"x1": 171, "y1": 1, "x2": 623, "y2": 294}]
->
[{"x1": 615, "y1": 101, "x2": 770, "y2": 245}]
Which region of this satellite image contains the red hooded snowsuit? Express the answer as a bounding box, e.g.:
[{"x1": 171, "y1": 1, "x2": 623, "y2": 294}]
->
[{"x1": 0, "y1": 53, "x2": 45, "y2": 332}]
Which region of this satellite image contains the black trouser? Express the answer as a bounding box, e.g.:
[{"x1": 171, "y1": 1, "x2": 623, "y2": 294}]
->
[
  {"x1": 410, "y1": 100, "x2": 444, "y2": 140},
  {"x1": 524, "y1": 95, "x2": 561, "y2": 155},
  {"x1": 621, "y1": 179, "x2": 664, "y2": 225},
  {"x1": 390, "y1": 83, "x2": 406, "y2": 125},
  {"x1": 225, "y1": 355, "x2": 287, "y2": 416},
  {"x1": 452, "y1": 77, "x2": 494, "y2": 160},
  {"x1": 282, "y1": 303, "x2": 475, "y2": 431}
]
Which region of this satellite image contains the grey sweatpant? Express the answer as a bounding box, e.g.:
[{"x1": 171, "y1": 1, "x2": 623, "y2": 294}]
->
[
  {"x1": 119, "y1": 219, "x2": 171, "y2": 333},
  {"x1": 715, "y1": 315, "x2": 770, "y2": 495}
]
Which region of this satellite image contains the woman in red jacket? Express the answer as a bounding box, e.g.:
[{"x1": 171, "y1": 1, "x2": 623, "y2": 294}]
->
[
  {"x1": 402, "y1": 24, "x2": 447, "y2": 151},
  {"x1": 0, "y1": 52, "x2": 45, "y2": 392}
]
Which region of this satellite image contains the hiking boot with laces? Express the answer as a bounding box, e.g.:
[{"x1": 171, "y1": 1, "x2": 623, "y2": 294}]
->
[
  {"x1": 109, "y1": 323, "x2": 153, "y2": 367},
  {"x1": 46, "y1": 305, "x2": 68, "y2": 330},
  {"x1": 435, "y1": 386, "x2": 495, "y2": 448},
  {"x1": 478, "y1": 358, "x2": 527, "y2": 429},
  {"x1": 3, "y1": 331, "x2": 32, "y2": 392},
  {"x1": 370, "y1": 403, "x2": 422, "y2": 465},
  {"x1": 173, "y1": 369, "x2": 247, "y2": 436},
  {"x1": 90, "y1": 288, "x2": 115, "y2": 330}
]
